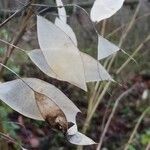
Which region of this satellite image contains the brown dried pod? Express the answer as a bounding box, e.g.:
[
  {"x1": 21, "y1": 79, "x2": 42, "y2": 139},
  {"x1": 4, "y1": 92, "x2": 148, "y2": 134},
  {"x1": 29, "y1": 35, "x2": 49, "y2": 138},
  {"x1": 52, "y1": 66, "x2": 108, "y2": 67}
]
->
[{"x1": 35, "y1": 92, "x2": 68, "y2": 133}]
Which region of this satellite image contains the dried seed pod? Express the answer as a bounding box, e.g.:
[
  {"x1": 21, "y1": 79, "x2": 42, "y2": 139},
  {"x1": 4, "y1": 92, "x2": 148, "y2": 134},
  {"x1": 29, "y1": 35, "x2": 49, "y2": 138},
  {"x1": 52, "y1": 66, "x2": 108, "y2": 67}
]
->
[{"x1": 35, "y1": 92, "x2": 68, "y2": 133}]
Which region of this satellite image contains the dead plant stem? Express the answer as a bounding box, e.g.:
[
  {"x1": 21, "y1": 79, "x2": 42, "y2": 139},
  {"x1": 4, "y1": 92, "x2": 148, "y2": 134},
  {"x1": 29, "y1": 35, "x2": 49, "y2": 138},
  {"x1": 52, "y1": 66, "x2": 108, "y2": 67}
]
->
[
  {"x1": 124, "y1": 107, "x2": 150, "y2": 150},
  {"x1": 0, "y1": 0, "x2": 35, "y2": 75},
  {"x1": 96, "y1": 87, "x2": 134, "y2": 150},
  {"x1": 0, "y1": 0, "x2": 35, "y2": 148},
  {"x1": 116, "y1": 34, "x2": 150, "y2": 74}
]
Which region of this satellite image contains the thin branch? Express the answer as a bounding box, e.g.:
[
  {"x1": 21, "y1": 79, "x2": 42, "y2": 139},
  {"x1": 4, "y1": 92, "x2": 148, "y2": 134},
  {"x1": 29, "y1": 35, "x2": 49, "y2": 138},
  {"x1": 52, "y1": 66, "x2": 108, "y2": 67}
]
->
[
  {"x1": 116, "y1": 34, "x2": 150, "y2": 74},
  {"x1": 0, "y1": 0, "x2": 35, "y2": 75},
  {"x1": 106, "y1": 12, "x2": 150, "y2": 38},
  {"x1": 0, "y1": 132, "x2": 16, "y2": 144},
  {"x1": 0, "y1": 63, "x2": 35, "y2": 92},
  {"x1": 145, "y1": 143, "x2": 150, "y2": 150},
  {"x1": 0, "y1": 131, "x2": 25, "y2": 149},
  {"x1": 101, "y1": 20, "x2": 107, "y2": 36},
  {"x1": 32, "y1": 3, "x2": 100, "y2": 35},
  {"x1": 96, "y1": 87, "x2": 134, "y2": 150},
  {"x1": 0, "y1": 118, "x2": 8, "y2": 149},
  {"x1": 124, "y1": 107, "x2": 150, "y2": 150},
  {"x1": 119, "y1": 0, "x2": 142, "y2": 47},
  {"x1": 31, "y1": 1, "x2": 139, "y2": 9},
  {"x1": 0, "y1": 1, "x2": 35, "y2": 145},
  {"x1": 0, "y1": 2, "x2": 31, "y2": 28},
  {"x1": 0, "y1": 39, "x2": 26, "y2": 53},
  {"x1": 106, "y1": 0, "x2": 142, "y2": 72},
  {"x1": 83, "y1": 82, "x2": 111, "y2": 133}
]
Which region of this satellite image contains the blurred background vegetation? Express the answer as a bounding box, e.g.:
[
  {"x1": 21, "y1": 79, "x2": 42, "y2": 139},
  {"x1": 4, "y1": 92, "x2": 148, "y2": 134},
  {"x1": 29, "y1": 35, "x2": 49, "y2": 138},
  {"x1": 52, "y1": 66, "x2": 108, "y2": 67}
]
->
[{"x1": 0, "y1": 0, "x2": 150, "y2": 150}]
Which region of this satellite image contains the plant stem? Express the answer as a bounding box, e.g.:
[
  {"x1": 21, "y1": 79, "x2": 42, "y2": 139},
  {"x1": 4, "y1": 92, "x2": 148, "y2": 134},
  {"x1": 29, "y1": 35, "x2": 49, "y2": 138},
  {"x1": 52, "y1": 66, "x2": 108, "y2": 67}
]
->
[
  {"x1": 0, "y1": 0, "x2": 35, "y2": 148},
  {"x1": 0, "y1": 0, "x2": 34, "y2": 75},
  {"x1": 119, "y1": 0, "x2": 141, "y2": 47},
  {"x1": 145, "y1": 143, "x2": 150, "y2": 150},
  {"x1": 78, "y1": 3, "x2": 141, "y2": 147},
  {"x1": 124, "y1": 107, "x2": 150, "y2": 150},
  {"x1": 96, "y1": 87, "x2": 134, "y2": 150},
  {"x1": 0, "y1": 117, "x2": 8, "y2": 150},
  {"x1": 106, "y1": 12, "x2": 150, "y2": 38},
  {"x1": 116, "y1": 34, "x2": 150, "y2": 74},
  {"x1": 107, "y1": 0, "x2": 141, "y2": 72},
  {"x1": 0, "y1": 2, "x2": 31, "y2": 28},
  {"x1": 83, "y1": 82, "x2": 111, "y2": 134}
]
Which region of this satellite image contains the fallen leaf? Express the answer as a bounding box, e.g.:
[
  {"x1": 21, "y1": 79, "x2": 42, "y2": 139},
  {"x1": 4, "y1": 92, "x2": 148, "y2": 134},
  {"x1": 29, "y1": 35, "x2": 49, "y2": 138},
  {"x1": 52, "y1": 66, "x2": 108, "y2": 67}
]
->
[
  {"x1": 37, "y1": 16, "x2": 87, "y2": 91},
  {"x1": 90, "y1": 0, "x2": 125, "y2": 22}
]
